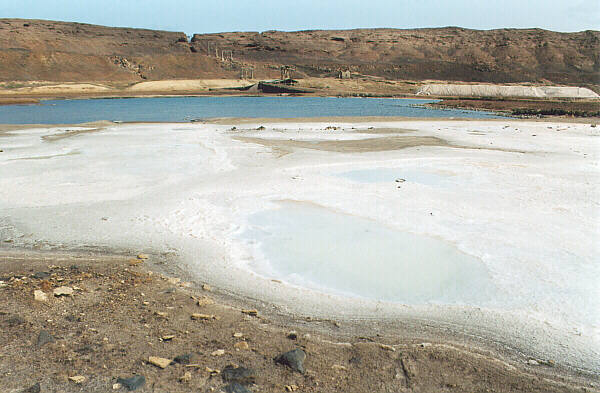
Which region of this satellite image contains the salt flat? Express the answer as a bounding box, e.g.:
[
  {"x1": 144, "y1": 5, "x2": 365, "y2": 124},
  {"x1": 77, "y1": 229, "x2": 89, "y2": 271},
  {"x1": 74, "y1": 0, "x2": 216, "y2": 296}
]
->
[{"x1": 0, "y1": 119, "x2": 598, "y2": 373}]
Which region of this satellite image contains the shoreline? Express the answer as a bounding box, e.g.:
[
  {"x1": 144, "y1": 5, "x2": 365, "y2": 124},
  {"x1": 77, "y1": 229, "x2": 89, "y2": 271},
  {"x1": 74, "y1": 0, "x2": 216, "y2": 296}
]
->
[
  {"x1": 1, "y1": 118, "x2": 598, "y2": 389},
  {"x1": 1, "y1": 246, "x2": 597, "y2": 392}
]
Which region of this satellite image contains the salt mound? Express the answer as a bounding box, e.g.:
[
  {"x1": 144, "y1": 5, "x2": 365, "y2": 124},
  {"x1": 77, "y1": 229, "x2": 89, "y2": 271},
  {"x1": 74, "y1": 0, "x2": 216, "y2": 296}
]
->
[{"x1": 416, "y1": 84, "x2": 599, "y2": 99}]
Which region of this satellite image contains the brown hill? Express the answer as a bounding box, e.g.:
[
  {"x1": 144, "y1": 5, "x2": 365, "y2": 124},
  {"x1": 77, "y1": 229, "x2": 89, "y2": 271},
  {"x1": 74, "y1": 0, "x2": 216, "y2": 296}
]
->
[{"x1": 1, "y1": 19, "x2": 598, "y2": 86}]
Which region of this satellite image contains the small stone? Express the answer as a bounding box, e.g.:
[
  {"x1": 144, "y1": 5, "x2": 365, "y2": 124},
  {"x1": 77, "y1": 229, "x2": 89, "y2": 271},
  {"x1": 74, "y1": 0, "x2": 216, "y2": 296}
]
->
[
  {"x1": 241, "y1": 309, "x2": 258, "y2": 316},
  {"x1": 222, "y1": 365, "x2": 256, "y2": 384},
  {"x1": 380, "y1": 344, "x2": 396, "y2": 352},
  {"x1": 332, "y1": 364, "x2": 347, "y2": 371},
  {"x1": 167, "y1": 277, "x2": 181, "y2": 285},
  {"x1": 154, "y1": 311, "x2": 168, "y2": 318},
  {"x1": 161, "y1": 335, "x2": 176, "y2": 341},
  {"x1": 112, "y1": 383, "x2": 122, "y2": 390},
  {"x1": 25, "y1": 383, "x2": 41, "y2": 393},
  {"x1": 275, "y1": 348, "x2": 306, "y2": 373},
  {"x1": 286, "y1": 331, "x2": 297, "y2": 340},
  {"x1": 395, "y1": 178, "x2": 406, "y2": 183},
  {"x1": 191, "y1": 313, "x2": 215, "y2": 320},
  {"x1": 69, "y1": 375, "x2": 86, "y2": 384},
  {"x1": 224, "y1": 383, "x2": 251, "y2": 393},
  {"x1": 180, "y1": 371, "x2": 192, "y2": 383},
  {"x1": 32, "y1": 271, "x2": 50, "y2": 279},
  {"x1": 202, "y1": 284, "x2": 212, "y2": 291},
  {"x1": 197, "y1": 296, "x2": 215, "y2": 306},
  {"x1": 129, "y1": 259, "x2": 143, "y2": 266},
  {"x1": 234, "y1": 341, "x2": 249, "y2": 350},
  {"x1": 233, "y1": 332, "x2": 244, "y2": 338},
  {"x1": 34, "y1": 290, "x2": 48, "y2": 302},
  {"x1": 117, "y1": 375, "x2": 145, "y2": 391},
  {"x1": 137, "y1": 254, "x2": 149, "y2": 260},
  {"x1": 527, "y1": 359, "x2": 539, "y2": 366},
  {"x1": 149, "y1": 356, "x2": 172, "y2": 369},
  {"x1": 36, "y1": 330, "x2": 55, "y2": 347},
  {"x1": 53, "y1": 286, "x2": 74, "y2": 297},
  {"x1": 173, "y1": 353, "x2": 193, "y2": 365},
  {"x1": 285, "y1": 385, "x2": 299, "y2": 392},
  {"x1": 211, "y1": 349, "x2": 225, "y2": 356}
]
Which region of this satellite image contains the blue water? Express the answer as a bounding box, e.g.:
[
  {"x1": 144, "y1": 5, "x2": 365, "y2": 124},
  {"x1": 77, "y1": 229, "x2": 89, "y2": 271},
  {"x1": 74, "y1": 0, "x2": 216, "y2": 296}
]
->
[{"x1": 0, "y1": 96, "x2": 505, "y2": 124}]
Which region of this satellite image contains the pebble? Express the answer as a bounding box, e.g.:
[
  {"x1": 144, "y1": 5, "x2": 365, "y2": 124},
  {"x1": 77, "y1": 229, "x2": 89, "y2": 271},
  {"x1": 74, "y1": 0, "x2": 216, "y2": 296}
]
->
[
  {"x1": 112, "y1": 383, "x2": 122, "y2": 390},
  {"x1": 233, "y1": 332, "x2": 244, "y2": 338},
  {"x1": 286, "y1": 331, "x2": 298, "y2": 340},
  {"x1": 53, "y1": 286, "x2": 74, "y2": 297},
  {"x1": 527, "y1": 359, "x2": 539, "y2": 366},
  {"x1": 275, "y1": 348, "x2": 306, "y2": 374},
  {"x1": 380, "y1": 344, "x2": 396, "y2": 352},
  {"x1": 234, "y1": 341, "x2": 249, "y2": 350},
  {"x1": 197, "y1": 296, "x2": 215, "y2": 306},
  {"x1": 224, "y1": 383, "x2": 251, "y2": 393},
  {"x1": 285, "y1": 385, "x2": 299, "y2": 392},
  {"x1": 136, "y1": 254, "x2": 149, "y2": 260},
  {"x1": 179, "y1": 371, "x2": 192, "y2": 383},
  {"x1": 25, "y1": 383, "x2": 41, "y2": 393},
  {"x1": 173, "y1": 353, "x2": 193, "y2": 365},
  {"x1": 32, "y1": 271, "x2": 50, "y2": 279},
  {"x1": 191, "y1": 313, "x2": 217, "y2": 320},
  {"x1": 68, "y1": 375, "x2": 86, "y2": 384},
  {"x1": 211, "y1": 349, "x2": 226, "y2": 356},
  {"x1": 117, "y1": 375, "x2": 145, "y2": 391},
  {"x1": 202, "y1": 284, "x2": 212, "y2": 291},
  {"x1": 34, "y1": 290, "x2": 48, "y2": 302},
  {"x1": 332, "y1": 364, "x2": 347, "y2": 371},
  {"x1": 221, "y1": 365, "x2": 256, "y2": 384},
  {"x1": 149, "y1": 356, "x2": 172, "y2": 369},
  {"x1": 161, "y1": 335, "x2": 175, "y2": 341},
  {"x1": 128, "y1": 259, "x2": 143, "y2": 266},
  {"x1": 241, "y1": 309, "x2": 258, "y2": 316},
  {"x1": 36, "y1": 330, "x2": 55, "y2": 347}
]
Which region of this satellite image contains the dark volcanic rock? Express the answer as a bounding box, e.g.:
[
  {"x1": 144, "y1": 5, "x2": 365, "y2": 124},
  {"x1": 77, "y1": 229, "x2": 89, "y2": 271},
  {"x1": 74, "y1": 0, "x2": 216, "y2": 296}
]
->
[
  {"x1": 222, "y1": 365, "x2": 256, "y2": 385},
  {"x1": 32, "y1": 271, "x2": 50, "y2": 279},
  {"x1": 173, "y1": 353, "x2": 193, "y2": 365},
  {"x1": 274, "y1": 348, "x2": 306, "y2": 373},
  {"x1": 24, "y1": 382, "x2": 41, "y2": 393},
  {"x1": 36, "y1": 330, "x2": 54, "y2": 347},
  {"x1": 117, "y1": 375, "x2": 145, "y2": 391},
  {"x1": 224, "y1": 383, "x2": 252, "y2": 393}
]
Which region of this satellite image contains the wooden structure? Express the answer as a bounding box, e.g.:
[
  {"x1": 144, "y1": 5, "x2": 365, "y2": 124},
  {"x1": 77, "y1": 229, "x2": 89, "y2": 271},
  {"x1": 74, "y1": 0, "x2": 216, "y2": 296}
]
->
[
  {"x1": 280, "y1": 65, "x2": 295, "y2": 79},
  {"x1": 240, "y1": 66, "x2": 254, "y2": 79}
]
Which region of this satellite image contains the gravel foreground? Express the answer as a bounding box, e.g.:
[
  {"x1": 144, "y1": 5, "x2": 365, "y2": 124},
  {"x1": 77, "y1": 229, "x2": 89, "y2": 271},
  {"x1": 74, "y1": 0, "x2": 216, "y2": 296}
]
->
[{"x1": 0, "y1": 249, "x2": 596, "y2": 393}]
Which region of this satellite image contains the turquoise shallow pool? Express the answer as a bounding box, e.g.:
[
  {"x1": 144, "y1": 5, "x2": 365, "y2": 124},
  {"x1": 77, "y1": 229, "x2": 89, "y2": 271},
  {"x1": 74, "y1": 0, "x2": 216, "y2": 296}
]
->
[{"x1": 0, "y1": 96, "x2": 505, "y2": 124}]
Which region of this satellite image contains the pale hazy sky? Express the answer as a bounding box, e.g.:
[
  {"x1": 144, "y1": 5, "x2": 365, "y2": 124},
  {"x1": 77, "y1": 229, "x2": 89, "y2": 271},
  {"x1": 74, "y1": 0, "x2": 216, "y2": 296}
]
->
[{"x1": 1, "y1": 0, "x2": 598, "y2": 34}]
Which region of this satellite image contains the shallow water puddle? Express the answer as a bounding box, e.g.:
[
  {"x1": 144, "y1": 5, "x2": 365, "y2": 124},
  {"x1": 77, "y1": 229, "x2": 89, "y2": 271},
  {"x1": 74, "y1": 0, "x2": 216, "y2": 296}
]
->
[
  {"x1": 243, "y1": 203, "x2": 496, "y2": 304},
  {"x1": 337, "y1": 167, "x2": 455, "y2": 187}
]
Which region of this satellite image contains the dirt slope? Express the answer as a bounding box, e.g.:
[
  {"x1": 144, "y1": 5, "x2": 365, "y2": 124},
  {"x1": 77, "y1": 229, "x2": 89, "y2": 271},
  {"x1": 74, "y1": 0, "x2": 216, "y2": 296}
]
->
[
  {"x1": 1, "y1": 19, "x2": 598, "y2": 86},
  {"x1": 191, "y1": 28, "x2": 599, "y2": 85}
]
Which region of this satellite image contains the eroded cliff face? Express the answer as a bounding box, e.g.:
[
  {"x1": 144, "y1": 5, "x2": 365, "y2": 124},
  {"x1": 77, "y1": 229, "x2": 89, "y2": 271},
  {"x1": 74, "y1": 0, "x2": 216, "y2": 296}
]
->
[
  {"x1": 1, "y1": 19, "x2": 598, "y2": 85},
  {"x1": 191, "y1": 28, "x2": 600, "y2": 84},
  {"x1": 0, "y1": 19, "x2": 236, "y2": 82}
]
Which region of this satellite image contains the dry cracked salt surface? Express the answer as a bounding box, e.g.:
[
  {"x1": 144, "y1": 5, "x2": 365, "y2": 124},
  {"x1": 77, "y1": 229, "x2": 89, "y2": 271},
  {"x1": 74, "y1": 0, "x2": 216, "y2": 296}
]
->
[{"x1": 0, "y1": 118, "x2": 599, "y2": 389}]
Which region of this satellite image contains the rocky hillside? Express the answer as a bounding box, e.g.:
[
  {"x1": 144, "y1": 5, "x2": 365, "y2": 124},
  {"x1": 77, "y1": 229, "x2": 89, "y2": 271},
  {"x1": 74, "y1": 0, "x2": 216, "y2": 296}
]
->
[
  {"x1": 1, "y1": 19, "x2": 598, "y2": 86},
  {"x1": 192, "y1": 28, "x2": 599, "y2": 85}
]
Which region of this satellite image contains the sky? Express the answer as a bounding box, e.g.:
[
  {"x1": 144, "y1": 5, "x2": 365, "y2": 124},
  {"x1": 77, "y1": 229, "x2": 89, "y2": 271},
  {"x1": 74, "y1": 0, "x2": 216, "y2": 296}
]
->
[{"x1": 1, "y1": 0, "x2": 598, "y2": 35}]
